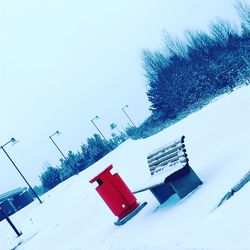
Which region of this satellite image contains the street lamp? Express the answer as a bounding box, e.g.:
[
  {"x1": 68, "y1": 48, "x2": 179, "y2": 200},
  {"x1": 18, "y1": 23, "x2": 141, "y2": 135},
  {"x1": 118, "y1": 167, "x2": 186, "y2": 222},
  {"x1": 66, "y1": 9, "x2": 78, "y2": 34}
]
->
[
  {"x1": 49, "y1": 131, "x2": 77, "y2": 174},
  {"x1": 0, "y1": 138, "x2": 42, "y2": 204},
  {"x1": 49, "y1": 131, "x2": 67, "y2": 160},
  {"x1": 91, "y1": 116, "x2": 113, "y2": 150},
  {"x1": 121, "y1": 105, "x2": 136, "y2": 128}
]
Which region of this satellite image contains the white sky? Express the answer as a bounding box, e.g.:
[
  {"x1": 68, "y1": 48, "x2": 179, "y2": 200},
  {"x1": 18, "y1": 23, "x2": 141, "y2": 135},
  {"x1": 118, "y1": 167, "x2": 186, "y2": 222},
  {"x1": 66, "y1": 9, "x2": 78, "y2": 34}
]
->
[{"x1": 0, "y1": 0, "x2": 240, "y2": 192}]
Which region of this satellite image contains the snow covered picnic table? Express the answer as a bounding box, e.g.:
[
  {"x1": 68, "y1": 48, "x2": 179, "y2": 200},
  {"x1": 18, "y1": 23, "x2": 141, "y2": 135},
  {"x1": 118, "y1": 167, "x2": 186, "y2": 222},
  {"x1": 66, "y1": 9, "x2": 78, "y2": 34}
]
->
[{"x1": 133, "y1": 135, "x2": 202, "y2": 203}]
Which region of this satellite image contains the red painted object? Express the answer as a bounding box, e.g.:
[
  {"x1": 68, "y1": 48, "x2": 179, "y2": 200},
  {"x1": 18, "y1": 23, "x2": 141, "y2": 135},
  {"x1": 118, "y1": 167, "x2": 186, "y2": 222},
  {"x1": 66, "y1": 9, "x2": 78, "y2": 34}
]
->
[{"x1": 89, "y1": 165, "x2": 139, "y2": 220}]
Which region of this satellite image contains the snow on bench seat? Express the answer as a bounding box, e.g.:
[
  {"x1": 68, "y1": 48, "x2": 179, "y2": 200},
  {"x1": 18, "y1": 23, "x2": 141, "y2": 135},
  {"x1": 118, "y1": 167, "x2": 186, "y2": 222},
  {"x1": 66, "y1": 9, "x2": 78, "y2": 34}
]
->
[{"x1": 133, "y1": 136, "x2": 202, "y2": 204}]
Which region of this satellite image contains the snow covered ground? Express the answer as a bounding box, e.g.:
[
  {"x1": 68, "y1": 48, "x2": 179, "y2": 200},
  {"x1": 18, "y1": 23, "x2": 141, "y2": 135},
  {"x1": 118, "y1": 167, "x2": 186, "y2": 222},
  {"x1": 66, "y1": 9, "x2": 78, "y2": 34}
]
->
[{"x1": 1, "y1": 85, "x2": 250, "y2": 250}]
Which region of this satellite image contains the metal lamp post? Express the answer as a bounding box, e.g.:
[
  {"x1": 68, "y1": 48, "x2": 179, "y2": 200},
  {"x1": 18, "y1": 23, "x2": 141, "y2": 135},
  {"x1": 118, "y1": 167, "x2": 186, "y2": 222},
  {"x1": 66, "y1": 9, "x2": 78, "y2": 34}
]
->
[
  {"x1": 49, "y1": 131, "x2": 67, "y2": 160},
  {"x1": 0, "y1": 207, "x2": 22, "y2": 237},
  {"x1": 0, "y1": 138, "x2": 42, "y2": 204},
  {"x1": 121, "y1": 105, "x2": 136, "y2": 128},
  {"x1": 49, "y1": 131, "x2": 77, "y2": 173},
  {"x1": 91, "y1": 116, "x2": 113, "y2": 150}
]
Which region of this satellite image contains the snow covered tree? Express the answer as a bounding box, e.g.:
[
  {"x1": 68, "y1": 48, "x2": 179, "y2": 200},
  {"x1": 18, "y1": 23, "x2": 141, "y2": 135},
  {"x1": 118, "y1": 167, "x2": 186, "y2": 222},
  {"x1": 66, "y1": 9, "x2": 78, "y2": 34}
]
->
[
  {"x1": 40, "y1": 166, "x2": 61, "y2": 191},
  {"x1": 80, "y1": 134, "x2": 110, "y2": 167}
]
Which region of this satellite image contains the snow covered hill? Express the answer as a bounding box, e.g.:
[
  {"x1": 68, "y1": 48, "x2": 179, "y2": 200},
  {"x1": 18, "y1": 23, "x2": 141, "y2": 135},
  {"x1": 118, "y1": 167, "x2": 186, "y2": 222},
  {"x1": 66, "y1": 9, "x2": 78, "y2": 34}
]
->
[{"x1": 1, "y1": 85, "x2": 250, "y2": 250}]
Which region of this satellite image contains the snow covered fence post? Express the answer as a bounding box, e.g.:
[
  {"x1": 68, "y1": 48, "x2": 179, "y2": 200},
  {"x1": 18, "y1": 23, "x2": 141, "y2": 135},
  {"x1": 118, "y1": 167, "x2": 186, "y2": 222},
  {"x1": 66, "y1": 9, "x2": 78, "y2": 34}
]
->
[
  {"x1": 0, "y1": 206, "x2": 22, "y2": 237},
  {"x1": 89, "y1": 165, "x2": 147, "y2": 226}
]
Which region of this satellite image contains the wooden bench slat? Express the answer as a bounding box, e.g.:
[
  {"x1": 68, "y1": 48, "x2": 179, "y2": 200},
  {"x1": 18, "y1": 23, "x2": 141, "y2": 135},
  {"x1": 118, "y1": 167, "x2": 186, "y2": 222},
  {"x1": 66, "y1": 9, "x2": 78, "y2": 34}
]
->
[
  {"x1": 147, "y1": 136, "x2": 185, "y2": 159},
  {"x1": 158, "y1": 155, "x2": 188, "y2": 167},
  {"x1": 159, "y1": 157, "x2": 188, "y2": 167},
  {"x1": 149, "y1": 159, "x2": 187, "y2": 173},
  {"x1": 148, "y1": 150, "x2": 187, "y2": 168},
  {"x1": 150, "y1": 157, "x2": 188, "y2": 173},
  {"x1": 132, "y1": 135, "x2": 202, "y2": 204},
  {"x1": 133, "y1": 162, "x2": 187, "y2": 193},
  {"x1": 147, "y1": 144, "x2": 186, "y2": 163},
  {"x1": 151, "y1": 160, "x2": 187, "y2": 175}
]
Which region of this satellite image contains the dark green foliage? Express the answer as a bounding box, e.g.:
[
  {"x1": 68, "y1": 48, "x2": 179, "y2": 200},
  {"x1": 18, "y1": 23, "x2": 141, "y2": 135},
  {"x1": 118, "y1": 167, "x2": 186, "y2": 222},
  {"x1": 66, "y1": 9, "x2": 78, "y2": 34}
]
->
[
  {"x1": 125, "y1": 126, "x2": 138, "y2": 139},
  {"x1": 83, "y1": 134, "x2": 111, "y2": 164},
  {"x1": 40, "y1": 166, "x2": 61, "y2": 191},
  {"x1": 126, "y1": 112, "x2": 169, "y2": 139},
  {"x1": 59, "y1": 151, "x2": 84, "y2": 181},
  {"x1": 109, "y1": 123, "x2": 128, "y2": 146},
  {"x1": 39, "y1": 131, "x2": 129, "y2": 191},
  {"x1": 109, "y1": 132, "x2": 127, "y2": 148},
  {"x1": 143, "y1": 2, "x2": 250, "y2": 130},
  {"x1": 31, "y1": 185, "x2": 45, "y2": 196}
]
